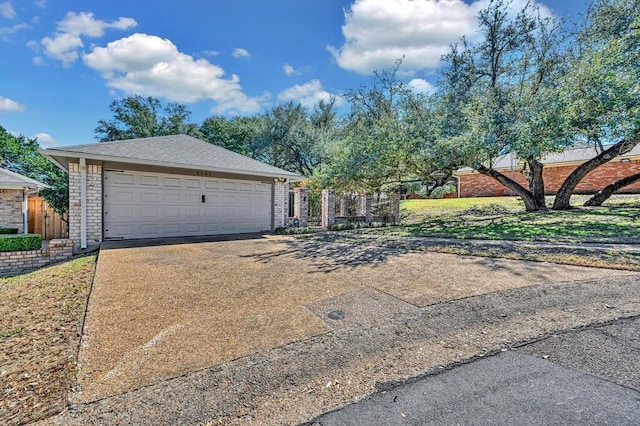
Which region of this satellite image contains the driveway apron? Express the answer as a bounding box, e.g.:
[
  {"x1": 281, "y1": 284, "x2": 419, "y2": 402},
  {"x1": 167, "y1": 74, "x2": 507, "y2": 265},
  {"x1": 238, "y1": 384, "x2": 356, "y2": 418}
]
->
[{"x1": 74, "y1": 235, "x2": 636, "y2": 403}]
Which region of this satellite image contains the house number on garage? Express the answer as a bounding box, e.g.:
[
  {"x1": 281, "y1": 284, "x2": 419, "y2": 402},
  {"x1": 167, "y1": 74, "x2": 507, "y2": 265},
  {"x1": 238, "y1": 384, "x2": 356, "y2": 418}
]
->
[{"x1": 196, "y1": 170, "x2": 214, "y2": 177}]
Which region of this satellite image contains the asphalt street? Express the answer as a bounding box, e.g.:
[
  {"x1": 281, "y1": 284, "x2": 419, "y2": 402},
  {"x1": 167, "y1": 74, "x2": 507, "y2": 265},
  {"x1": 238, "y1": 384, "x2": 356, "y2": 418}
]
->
[{"x1": 309, "y1": 317, "x2": 640, "y2": 425}]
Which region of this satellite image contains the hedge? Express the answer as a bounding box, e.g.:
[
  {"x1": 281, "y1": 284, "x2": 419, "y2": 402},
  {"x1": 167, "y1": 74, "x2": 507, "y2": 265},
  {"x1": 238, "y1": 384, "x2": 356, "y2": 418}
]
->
[
  {"x1": 0, "y1": 234, "x2": 42, "y2": 252},
  {"x1": 0, "y1": 227, "x2": 19, "y2": 234}
]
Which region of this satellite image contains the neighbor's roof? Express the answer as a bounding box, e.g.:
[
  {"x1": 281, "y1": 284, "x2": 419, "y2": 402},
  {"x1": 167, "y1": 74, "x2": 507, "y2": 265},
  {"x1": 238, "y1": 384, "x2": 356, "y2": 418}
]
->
[
  {"x1": 41, "y1": 134, "x2": 301, "y2": 180},
  {"x1": 457, "y1": 143, "x2": 640, "y2": 174},
  {"x1": 0, "y1": 167, "x2": 48, "y2": 190}
]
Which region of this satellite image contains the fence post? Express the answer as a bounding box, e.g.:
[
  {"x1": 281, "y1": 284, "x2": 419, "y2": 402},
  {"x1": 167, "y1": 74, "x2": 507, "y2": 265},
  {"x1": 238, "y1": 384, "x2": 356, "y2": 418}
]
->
[
  {"x1": 321, "y1": 189, "x2": 335, "y2": 230},
  {"x1": 293, "y1": 187, "x2": 309, "y2": 227}
]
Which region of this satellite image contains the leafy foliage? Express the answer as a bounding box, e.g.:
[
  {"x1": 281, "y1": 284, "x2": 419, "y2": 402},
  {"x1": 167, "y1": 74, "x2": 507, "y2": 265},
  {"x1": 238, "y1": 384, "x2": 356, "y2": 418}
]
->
[
  {"x1": 0, "y1": 126, "x2": 68, "y2": 215},
  {"x1": 94, "y1": 95, "x2": 202, "y2": 142}
]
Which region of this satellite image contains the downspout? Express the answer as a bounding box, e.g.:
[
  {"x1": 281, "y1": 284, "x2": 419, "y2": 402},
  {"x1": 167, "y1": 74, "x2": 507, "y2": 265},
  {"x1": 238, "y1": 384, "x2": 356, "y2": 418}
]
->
[
  {"x1": 22, "y1": 189, "x2": 28, "y2": 234},
  {"x1": 453, "y1": 175, "x2": 461, "y2": 198},
  {"x1": 80, "y1": 157, "x2": 87, "y2": 249}
]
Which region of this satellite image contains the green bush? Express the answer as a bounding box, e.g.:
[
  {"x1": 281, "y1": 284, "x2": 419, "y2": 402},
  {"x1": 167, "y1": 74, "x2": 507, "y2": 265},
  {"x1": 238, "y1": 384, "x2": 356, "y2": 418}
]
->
[
  {"x1": 274, "y1": 226, "x2": 316, "y2": 235},
  {"x1": 0, "y1": 234, "x2": 42, "y2": 252},
  {"x1": 0, "y1": 227, "x2": 19, "y2": 234},
  {"x1": 429, "y1": 184, "x2": 457, "y2": 199}
]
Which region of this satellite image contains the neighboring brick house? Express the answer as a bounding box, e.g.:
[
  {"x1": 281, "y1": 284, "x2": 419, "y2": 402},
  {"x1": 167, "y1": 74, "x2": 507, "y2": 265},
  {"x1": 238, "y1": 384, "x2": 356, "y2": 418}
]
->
[
  {"x1": 0, "y1": 167, "x2": 47, "y2": 233},
  {"x1": 455, "y1": 145, "x2": 640, "y2": 198},
  {"x1": 42, "y1": 135, "x2": 301, "y2": 252}
]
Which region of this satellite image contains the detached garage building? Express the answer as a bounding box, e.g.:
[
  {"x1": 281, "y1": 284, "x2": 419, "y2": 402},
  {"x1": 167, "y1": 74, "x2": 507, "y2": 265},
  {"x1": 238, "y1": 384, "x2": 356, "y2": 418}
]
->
[{"x1": 42, "y1": 135, "x2": 299, "y2": 251}]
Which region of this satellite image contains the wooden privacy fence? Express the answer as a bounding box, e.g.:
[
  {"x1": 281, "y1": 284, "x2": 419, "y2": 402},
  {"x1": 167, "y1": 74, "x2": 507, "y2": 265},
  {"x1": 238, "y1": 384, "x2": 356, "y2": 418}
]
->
[{"x1": 28, "y1": 196, "x2": 68, "y2": 240}]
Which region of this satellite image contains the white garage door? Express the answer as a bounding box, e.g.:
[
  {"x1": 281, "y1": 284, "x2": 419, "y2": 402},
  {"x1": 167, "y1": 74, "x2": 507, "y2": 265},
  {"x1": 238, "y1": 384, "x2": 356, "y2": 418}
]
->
[{"x1": 103, "y1": 169, "x2": 272, "y2": 240}]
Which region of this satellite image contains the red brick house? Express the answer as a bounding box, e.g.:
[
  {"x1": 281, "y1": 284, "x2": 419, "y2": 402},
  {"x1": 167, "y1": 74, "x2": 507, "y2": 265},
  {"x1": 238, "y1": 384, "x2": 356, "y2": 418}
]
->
[{"x1": 455, "y1": 144, "x2": 640, "y2": 198}]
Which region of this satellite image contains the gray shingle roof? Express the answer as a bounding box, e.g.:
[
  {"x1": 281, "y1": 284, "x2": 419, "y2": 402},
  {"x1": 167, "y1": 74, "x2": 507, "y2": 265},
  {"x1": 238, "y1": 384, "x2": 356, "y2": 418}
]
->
[
  {"x1": 42, "y1": 135, "x2": 300, "y2": 179},
  {"x1": 0, "y1": 167, "x2": 47, "y2": 189}
]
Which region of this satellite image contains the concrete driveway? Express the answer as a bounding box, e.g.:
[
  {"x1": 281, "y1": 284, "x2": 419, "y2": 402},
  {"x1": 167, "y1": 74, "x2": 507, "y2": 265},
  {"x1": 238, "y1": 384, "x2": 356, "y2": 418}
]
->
[{"x1": 75, "y1": 234, "x2": 636, "y2": 404}]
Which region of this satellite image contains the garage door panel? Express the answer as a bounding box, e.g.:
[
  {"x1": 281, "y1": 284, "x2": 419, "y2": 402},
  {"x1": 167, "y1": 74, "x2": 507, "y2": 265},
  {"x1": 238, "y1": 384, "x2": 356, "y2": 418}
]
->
[
  {"x1": 140, "y1": 175, "x2": 159, "y2": 186},
  {"x1": 104, "y1": 170, "x2": 272, "y2": 240}
]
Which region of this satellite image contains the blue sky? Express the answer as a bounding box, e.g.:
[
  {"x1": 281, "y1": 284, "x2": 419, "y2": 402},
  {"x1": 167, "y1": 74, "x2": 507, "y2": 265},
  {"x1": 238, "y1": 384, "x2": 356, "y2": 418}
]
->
[{"x1": 1, "y1": 0, "x2": 589, "y2": 147}]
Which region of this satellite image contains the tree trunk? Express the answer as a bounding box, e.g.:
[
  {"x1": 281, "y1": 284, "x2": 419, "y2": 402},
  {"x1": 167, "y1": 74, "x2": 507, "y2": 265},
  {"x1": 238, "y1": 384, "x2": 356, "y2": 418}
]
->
[
  {"x1": 552, "y1": 138, "x2": 639, "y2": 210},
  {"x1": 475, "y1": 164, "x2": 542, "y2": 211},
  {"x1": 584, "y1": 172, "x2": 640, "y2": 206},
  {"x1": 526, "y1": 159, "x2": 546, "y2": 209}
]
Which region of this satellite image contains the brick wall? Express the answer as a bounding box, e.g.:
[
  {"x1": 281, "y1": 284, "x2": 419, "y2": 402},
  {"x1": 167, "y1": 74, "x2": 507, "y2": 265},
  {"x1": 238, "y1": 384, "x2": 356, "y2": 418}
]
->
[
  {"x1": 459, "y1": 159, "x2": 640, "y2": 197},
  {"x1": 0, "y1": 238, "x2": 73, "y2": 276},
  {"x1": 0, "y1": 189, "x2": 24, "y2": 233},
  {"x1": 68, "y1": 162, "x2": 102, "y2": 251}
]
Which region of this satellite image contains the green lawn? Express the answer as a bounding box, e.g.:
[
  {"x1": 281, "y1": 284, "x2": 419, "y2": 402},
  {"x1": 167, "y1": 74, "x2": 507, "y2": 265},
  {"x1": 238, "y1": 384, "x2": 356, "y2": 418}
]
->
[{"x1": 376, "y1": 195, "x2": 640, "y2": 244}]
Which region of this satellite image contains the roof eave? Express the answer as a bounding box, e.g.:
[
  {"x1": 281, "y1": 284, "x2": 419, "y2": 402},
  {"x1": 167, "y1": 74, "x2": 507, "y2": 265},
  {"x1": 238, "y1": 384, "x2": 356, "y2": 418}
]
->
[{"x1": 42, "y1": 149, "x2": 301, "y2": 180}]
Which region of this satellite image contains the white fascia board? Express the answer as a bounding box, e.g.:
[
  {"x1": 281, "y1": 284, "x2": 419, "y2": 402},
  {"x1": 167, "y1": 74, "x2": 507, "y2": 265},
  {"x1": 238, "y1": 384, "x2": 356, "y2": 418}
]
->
[{"x1": 41, "y1": 150, "x2": 302, "y2": 180}]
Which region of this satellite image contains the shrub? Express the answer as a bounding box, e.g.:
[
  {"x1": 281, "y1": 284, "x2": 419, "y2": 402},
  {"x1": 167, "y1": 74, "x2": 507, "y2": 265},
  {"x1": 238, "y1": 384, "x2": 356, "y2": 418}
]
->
[
  {"x1": 429, "y1": 184, "x2": 457, "y2": 199},
  {"x1": 0, "y1": 227, "x2": 19, "y2": 234},
  {"x1": 0, "y1": 234, "x2": 42, "y2": 252},
  {"x1": 274, "y1": 226, "x2": 316, "y2": 235}
]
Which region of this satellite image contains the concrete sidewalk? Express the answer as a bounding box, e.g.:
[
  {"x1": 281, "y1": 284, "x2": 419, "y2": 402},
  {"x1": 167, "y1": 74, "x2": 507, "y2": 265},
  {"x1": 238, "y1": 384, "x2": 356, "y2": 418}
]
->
[{"x1": 309, "y1": 317, "x2": 640, "y2": 425}]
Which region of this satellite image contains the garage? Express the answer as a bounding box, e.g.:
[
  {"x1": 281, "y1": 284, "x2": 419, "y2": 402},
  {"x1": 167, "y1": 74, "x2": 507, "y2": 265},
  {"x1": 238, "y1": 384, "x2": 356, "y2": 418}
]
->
[
  {"x1": 103, "y1": 169, "x2": 272, "y2": 240},
  {"x1": 42, "y1": 135, "x2": 299, "y2": 249}
]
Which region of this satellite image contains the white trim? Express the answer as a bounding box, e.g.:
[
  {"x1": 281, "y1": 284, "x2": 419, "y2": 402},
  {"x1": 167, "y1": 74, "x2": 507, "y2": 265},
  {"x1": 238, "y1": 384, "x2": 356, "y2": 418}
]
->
[
  {"x1": 42, "y1": 151, "x2": 301, "y2": 181},
  {"x1": 80, "y1": 158, "x2": 87, "y2": 249}
]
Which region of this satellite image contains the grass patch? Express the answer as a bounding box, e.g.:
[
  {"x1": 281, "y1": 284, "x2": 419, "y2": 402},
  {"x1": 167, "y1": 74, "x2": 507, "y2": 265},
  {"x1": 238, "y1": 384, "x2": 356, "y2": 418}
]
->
[
  {"x1": 364, "y1": 196, "x2": 640, "y2": 244},
  {"x1": 333, "y1": 195, "x2": 640, "y2": 270},
  {"x1": 0, "y1": 255, "x2": 97, "y2": 425}
]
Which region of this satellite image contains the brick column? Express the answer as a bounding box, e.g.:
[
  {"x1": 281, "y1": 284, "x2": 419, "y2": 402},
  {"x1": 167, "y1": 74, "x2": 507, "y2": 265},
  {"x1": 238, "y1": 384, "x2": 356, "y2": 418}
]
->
[
  {"x1": 321, "y1": 189, "x2": 335, "y2": 230},
  {"x1": 357, "y1": 193, "x2": 373, "y2": 222},
  {"x1": 293, "y1": 187, "x2": 308, "y2": 227},
  {"x1": 390, "y1": 194, "x2": 401, "y2": 224},
  {"x1": 273, "y1": 178, "x2": 288, "y2": 229},
  {"x1": 68, "y1": 162, "x2": 102, "y2": 252}
]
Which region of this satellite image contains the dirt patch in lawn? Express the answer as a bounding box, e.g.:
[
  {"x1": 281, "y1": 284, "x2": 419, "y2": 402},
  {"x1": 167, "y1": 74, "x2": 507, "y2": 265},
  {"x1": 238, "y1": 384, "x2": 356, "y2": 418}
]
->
[
  {"x1": 0, "y1": 256, "x2": 96, "y2": 425},
  {"x1": 75, "y1": 235, "x2": 633, "y2": 404}
]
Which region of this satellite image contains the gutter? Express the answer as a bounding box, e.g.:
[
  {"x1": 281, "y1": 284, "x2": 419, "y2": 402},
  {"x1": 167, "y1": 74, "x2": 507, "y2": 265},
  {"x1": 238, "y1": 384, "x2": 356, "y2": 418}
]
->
[{"x1": 40, "y1": 150, "x2": 302, "y2": 181}]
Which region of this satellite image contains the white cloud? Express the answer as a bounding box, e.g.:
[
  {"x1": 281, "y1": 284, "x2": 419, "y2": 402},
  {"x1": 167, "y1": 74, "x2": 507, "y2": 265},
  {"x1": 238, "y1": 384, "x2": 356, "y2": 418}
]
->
[
  {"x1": 35, "y1": 0, "x2": 46, "y2": 8},
  {"x1": 32, "y1": 55, "x2": 42, "y2": 65},
  {"x1": 283, "y1": 63, "x2": 295, "y2": 76},
  {"x1": 0, "y1": 22, "x2": 27, "y2": 39},
  {"x1": 277, "y1": 79, "x2": 342, "y2": 108},
  {"x1": 83, "y1": 33, "x2": 260, "y2": 114},
  {"x1": 0, "y1": 96, "x2": 23, "y2": 112},
  {"x1": 330, "y1": 0, "x2": 552, "y2": 75},
  {"x1": 34, "y1": 132, "x2": 56, "y2": 147},
  {"x1": 0, "y1": 2, "x2": 15, "y2": 19},
  {"x1": 41, "y1": 11, "x2": 137, "y2": 66},
  {"x1": 232, "y1": 47, "x2": 250, "y2": 58},
  {"x1": 203, "y1": 50, "x2": 219, "y2": 57},
  {"x1": 408, "y1": 78, "x2": 436, "y2": 94}
]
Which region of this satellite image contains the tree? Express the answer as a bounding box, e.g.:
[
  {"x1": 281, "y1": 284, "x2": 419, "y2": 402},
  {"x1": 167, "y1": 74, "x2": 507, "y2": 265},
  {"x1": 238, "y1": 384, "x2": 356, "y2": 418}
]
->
[
  {"x1": 553, "y1": 0, "x2": 640, "y2": 208},
  {"x1": 200, "y1": 115, "x2": 263, "y2": 157},
  {"x1": 440, "y1": 0, "x2": 568, "y2": 211},
  {"x1": 322, "y1": 64, "x2": 412, "y2": 192},
  {"x1": 255, "y1": 100, "x2": 338, "y2": 177},
  {"x1": 0, "y1": 126, "x2": 68, "y2": 215},
  {"x1": 95, "y1": 95, "x2": 201, "y2": 141}
]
